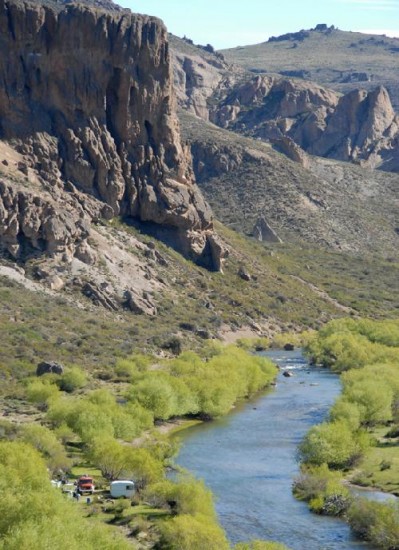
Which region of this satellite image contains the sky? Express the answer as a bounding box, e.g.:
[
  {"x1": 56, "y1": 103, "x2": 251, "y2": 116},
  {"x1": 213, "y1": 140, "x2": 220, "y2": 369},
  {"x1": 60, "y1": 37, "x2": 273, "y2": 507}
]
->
[{"x1": 120, "y1": 0, "x2": 399, "y2": 49}]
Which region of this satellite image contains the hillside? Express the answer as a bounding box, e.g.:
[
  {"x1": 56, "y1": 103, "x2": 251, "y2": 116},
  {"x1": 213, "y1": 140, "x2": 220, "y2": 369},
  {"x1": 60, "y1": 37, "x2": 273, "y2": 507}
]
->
[
  {"x1": 179, "y1": 109, "x2": 399, "y2": 258},
  {"x1": 221, "y1": 25, "x2": 399, "y2": 111}
]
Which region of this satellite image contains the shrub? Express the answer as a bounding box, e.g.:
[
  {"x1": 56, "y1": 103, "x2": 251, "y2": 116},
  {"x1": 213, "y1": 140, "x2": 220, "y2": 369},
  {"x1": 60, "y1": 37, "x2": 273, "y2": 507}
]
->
[
  {"x1": 114, "y1": 353, "x2": 151, "y2": 380},
  {"x1": 293, "y1": 464, "x2": 351, "y2": 517},
  {"x1": 128, "y1": 346, "x2": 277, "y2": 420},
  {"x1": 26, "y1": 378, "x2": 60, "y2": 406},
  {"x1": 56, "y1": 367, "x2": 87, "y2": 393},
  {"x1": 306, "y1": 319, "x2": 399, "y2": 372},
  {"x1": 47, "y1": 390, "x2": 153, "y2": 442},
  {"x1": 348, "y1": 499, "x2": 399, "y2": 549},
  {"x1": 20, "y1": 424, "x2": 71, "y2": 474},
  {"x1": 237, "y1": 337, "x2": 270, "y2": 351},
  {"x1": 88, "y1": 436, "x2": 163, "y2": 487},
  {"x1": 129, "y1": 375, "x2": 179, "y2": 420},
  {"x1": 144, "y1": 477, "x2": 216, "y2": 518},
  {"x1": 298, "y1": 420, "x2": 365, "y2": 469},
  {"x1": 0, "y1": 441, "x2": 131, "y2": 549},
  {"x1": 329, "y1": 398, "x2": 362, "y2": 431},
  {"x1": 158, "y1": 513, "x2": 230, "y2": 550}
]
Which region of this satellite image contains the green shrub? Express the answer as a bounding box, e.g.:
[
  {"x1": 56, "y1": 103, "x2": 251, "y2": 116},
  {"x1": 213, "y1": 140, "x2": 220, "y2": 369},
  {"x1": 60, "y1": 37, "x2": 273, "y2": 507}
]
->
[
  {"x1": 144, "y1": 477, "x2": 216, "y2": 518},
  {"x1": 129, "y1": 375, "x2": 180, "y2": 420},
  {"x1": 298, "y1": 420, "x2": 367, "y2": 469},
  {"x1": 47, "y1": 390, "x2": 153, "y2": 442},
  {"x1": 26, "y1": 378, "x2": 60, "y2": 406},
  {"x1": 158, "y1": 513, "x2": 230, "y2": 550},
  {"x1": 0, "y1": 420, "x2": 19, "y2": 441},
  {"x1": 20, "y1": 424, "x2": 71, "y2": 474},
  {"x1": 56, "y1": 367, "x2": 87, "y2": 393},
  {"x1": 306, "y1": 319, "x2": 399, "y2": 372},
  {"x1": 237, "y1": 337, "x2": 270, "y2": 351},
  {"x1": 348, "y1": 499, "x2": 399, "y2": 549},
  {"x1": 127, "y1": 346, "x2": 277, "y2": 420},
  {"x1": 114, "y1": 353, "x2": 151, "y2": 380},
  {"x1": 329, "y1": 398, "x2": 362, "y2": 431},
  {"x1": 88, "y1": 436, "x2": 163, "y2": 487},
  {"x1": 293, "y1": 464, "x2": 351, "y2": 517}
]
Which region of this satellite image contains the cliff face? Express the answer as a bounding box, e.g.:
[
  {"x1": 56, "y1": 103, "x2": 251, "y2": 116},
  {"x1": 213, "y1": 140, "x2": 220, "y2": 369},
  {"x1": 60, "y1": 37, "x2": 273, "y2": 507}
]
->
[{"x1": 0, "y1": 0, "x2": 221, "y2": 268}]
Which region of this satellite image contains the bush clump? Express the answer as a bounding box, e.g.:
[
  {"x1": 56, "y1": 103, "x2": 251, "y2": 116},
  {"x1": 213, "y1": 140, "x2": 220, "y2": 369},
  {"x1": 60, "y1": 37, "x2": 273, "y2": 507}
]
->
[
  {"x1": 348, "y1": 499, "x2": 399, "y2": 549},
  {"x1": 293, "y1": 464, "x2": 352, "y2": 516},
  {"x1": 128, "y1": 345, "x2": 277, "y2": 420}
]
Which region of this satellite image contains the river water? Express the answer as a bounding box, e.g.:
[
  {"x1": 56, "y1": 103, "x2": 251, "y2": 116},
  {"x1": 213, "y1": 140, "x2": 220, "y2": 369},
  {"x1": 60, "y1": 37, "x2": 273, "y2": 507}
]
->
[{"x1": 175, "y1": 350, "x2": 376, "y2": 549}]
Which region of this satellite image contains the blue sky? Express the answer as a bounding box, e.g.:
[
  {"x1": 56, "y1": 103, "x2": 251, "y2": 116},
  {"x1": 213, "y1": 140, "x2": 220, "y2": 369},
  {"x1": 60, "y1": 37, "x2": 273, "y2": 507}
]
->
[{"x1": 121, "y1": 0, "x2": 399, "y2": 49}]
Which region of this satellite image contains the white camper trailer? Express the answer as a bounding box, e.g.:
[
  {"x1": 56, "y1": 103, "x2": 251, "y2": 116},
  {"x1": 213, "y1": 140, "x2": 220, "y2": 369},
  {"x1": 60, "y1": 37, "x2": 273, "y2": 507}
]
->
[{"x1": 110, "y1": 480, "x2": 135, "y2": 498}]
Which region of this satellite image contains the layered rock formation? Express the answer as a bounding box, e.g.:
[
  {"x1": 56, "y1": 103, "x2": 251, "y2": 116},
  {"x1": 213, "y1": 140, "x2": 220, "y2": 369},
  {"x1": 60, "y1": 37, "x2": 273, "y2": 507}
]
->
[{"x1": 0, "y1": 0, "x2": 223, "y2": 269}]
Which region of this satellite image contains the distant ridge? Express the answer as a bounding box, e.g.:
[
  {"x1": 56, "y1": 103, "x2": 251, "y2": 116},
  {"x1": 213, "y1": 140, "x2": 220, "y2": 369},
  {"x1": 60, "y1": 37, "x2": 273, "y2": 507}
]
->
[{"x1": 221, "y1": 26, "x2": 399, "y2": 111}]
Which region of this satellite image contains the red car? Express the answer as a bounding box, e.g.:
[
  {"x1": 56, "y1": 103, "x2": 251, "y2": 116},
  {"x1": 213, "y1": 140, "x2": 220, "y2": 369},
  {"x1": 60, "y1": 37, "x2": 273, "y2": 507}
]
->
[{"x1": 77, "y1": 475, "x2": 95, "y2": 494}]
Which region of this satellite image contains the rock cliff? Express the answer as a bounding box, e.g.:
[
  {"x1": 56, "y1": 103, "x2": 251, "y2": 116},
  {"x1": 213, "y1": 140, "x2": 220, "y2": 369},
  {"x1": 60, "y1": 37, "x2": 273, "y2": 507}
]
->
[
  {"x1": 170, "y1": 38, "x2": 399, "y2": 172},
  {"x1": 209, "y1": 74, "x2": 399, "y2": 171},
  {"x1": 0, "y1": 0, "x2": 222, "y2": 268}
]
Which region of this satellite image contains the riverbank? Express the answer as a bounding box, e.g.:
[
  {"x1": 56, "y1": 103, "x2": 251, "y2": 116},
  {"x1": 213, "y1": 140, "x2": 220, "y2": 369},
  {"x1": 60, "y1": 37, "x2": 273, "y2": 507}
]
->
[{"x1": 296, "y1": 318, "x2": 399, "y2": 548}]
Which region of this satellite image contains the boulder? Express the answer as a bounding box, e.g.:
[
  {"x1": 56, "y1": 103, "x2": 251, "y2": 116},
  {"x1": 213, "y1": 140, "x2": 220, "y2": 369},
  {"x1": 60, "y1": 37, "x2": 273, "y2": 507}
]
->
[
  {"x1": 82, "y1": 282, "x2": 118, "y2": 311},
  {"x1": 252, "y1": 217, "x2": 282, "y2": 243},
  {"x1": 47, "y1": 275, "x2": 65, "y2": 291},
  {"x1": 284, "y1": 343, "x2": 295, "y2": 351},
  {"x1": 238, "y1": 266, "x2": 251, "y2": 281},
  {"x1": 125, "y1": 289, "x2": 157, "y2": 316},
  {"x1": 282, "y1": 370, "x2": 293, "y2": 377},
  {"x1": 36, "y1": 361, "x2": 64, "y2": 376}
]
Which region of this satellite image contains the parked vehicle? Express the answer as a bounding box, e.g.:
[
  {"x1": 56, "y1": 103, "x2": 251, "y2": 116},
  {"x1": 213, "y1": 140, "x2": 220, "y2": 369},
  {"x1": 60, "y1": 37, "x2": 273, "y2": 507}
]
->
[
  {"x1": 77, "y1": 475, "x2": 95, "y2": 494},
  {"x1": 110, "y1": 480, "x2": 135, "y2": 498}
]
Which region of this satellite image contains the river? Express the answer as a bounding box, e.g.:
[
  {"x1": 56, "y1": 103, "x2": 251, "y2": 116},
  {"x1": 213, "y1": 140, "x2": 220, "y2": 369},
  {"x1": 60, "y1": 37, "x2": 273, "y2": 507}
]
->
[{"x1": 175, "y1": 350, "x2": 377, "y2": 549}]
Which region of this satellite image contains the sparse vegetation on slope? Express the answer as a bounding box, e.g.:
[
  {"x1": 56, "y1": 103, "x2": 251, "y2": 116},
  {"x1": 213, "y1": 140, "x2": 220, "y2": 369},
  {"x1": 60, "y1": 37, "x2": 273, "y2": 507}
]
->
[{"x1": 180, "y1": 110, "x2": 399, "y2": 258}]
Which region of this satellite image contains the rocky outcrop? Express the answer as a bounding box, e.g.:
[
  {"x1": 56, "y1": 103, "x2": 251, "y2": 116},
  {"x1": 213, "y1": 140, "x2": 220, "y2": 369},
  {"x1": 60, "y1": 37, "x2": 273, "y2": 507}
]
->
[
  {"x1": 180, "y1": 110, "x2": 399, "y2": 258},
  {"x1": 36, "y1": 361, "x2": 64, "y2": 376},
  {"x1": 0, "y1": 180, "x2": 91, "y2": 260},
  {"x1": 172, "y1": 51, "x2": 226, "y2": 120},
  {"x1": 0, "y1": 0, "x2": 223, "y2": 269},
  {"x1": 125, "y1": 289, "x2": 157, "y2": 316},
  {"x1": 210, "y1": 73, "x2": 399, "y2": 171},
  {"x1": 310, "y1": 86, "x2": 399, "y2": 167},
  {"x1": 171, "y1": 30, "x2": 399, "y2": 172},
  {"x1": 212, "y1": 75, "x2": 338, "y2": 132},
  {"x1": 252, "y1": 216, "x2": 282, "y2": 243},
  {"x1": 170, "y1": 34, "x2": 243, "y2": 122},
  {"x1": 271, "y1": 137, "x2": 310, "y2": 168}
]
